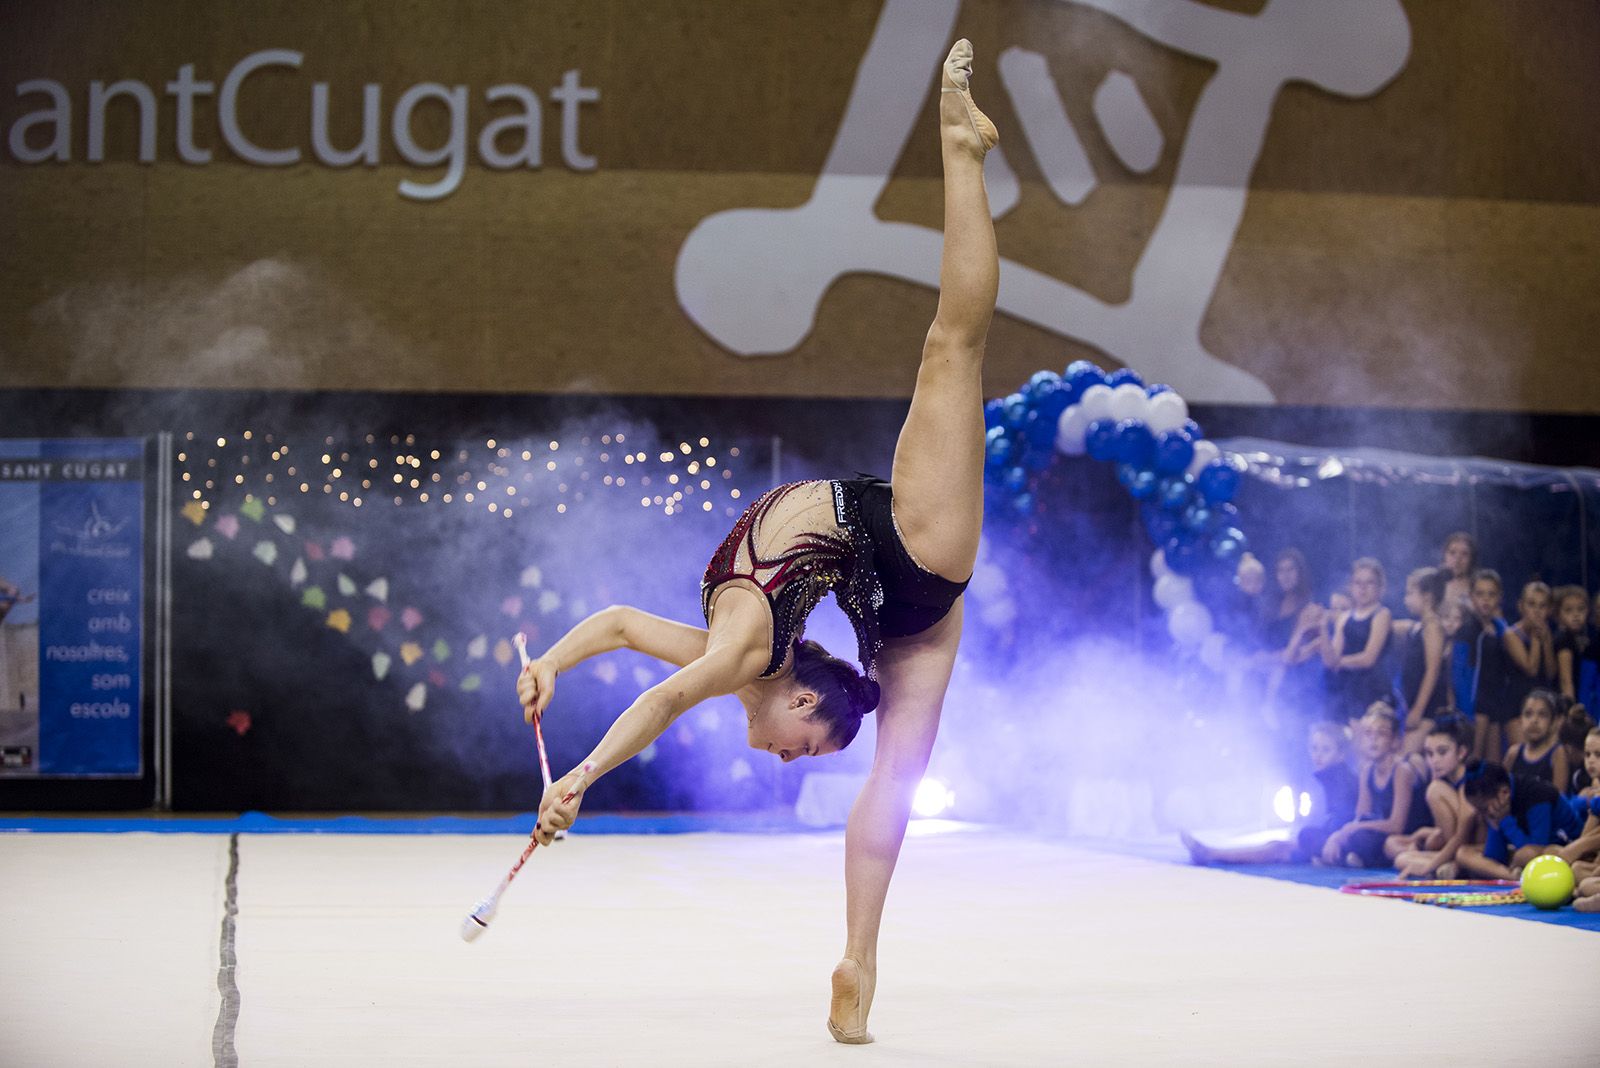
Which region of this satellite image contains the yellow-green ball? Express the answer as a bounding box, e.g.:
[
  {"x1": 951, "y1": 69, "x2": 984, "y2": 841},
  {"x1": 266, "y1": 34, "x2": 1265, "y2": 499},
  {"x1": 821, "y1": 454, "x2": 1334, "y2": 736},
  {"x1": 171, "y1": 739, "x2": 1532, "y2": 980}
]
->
[{"x1": 1520, "y1": 854, "x2": 1575, "y2": 909}]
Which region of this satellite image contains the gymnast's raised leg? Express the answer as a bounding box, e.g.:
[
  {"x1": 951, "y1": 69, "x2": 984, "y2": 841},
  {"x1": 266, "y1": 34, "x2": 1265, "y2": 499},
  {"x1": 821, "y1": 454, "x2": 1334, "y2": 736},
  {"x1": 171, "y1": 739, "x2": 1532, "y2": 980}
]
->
[{"x1": 828, "y1": 37, "x2": 999, "y2": 1044}]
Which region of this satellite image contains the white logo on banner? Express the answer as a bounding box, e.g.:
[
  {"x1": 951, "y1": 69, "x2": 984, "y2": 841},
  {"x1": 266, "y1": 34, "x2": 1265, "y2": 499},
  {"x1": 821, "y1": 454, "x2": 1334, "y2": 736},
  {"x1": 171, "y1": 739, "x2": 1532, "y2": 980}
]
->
[{"x1": 676, "y1": 0, "x2": 1411, "y2": 404}]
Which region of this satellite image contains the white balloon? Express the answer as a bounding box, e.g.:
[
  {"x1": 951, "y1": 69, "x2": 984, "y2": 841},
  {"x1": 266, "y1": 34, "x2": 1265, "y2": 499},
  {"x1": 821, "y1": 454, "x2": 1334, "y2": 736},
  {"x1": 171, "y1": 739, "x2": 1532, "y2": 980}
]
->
[
  {"x1": 1167, "y1": 600, "x2": 1213, "y2": 647},
  {"x1": 1078, "y1": 384, "x2": 1114, "y2": 423},
  {"x1": 1108, "y1": 383, "x2": 1149, "y2": 424},
  {"x1": 1199, "y1": 632, "x2": 1229, "y2": 672},
  {"x1": 1146, "y1": 391, "x2": 1190, "y2": 434},
  {"x1": 1150, "y1": 548, "x2": 1170, "y2": 578},
  {"x1": 1186, "y1": 439, "x2": 1221, "y2": 478},
  {"x1": 1056, "y1": 405, "x2": 1090, "y2": 455},
  {"x1": 1153, "y1": 573, "x2": 1195, "y2": 610}
]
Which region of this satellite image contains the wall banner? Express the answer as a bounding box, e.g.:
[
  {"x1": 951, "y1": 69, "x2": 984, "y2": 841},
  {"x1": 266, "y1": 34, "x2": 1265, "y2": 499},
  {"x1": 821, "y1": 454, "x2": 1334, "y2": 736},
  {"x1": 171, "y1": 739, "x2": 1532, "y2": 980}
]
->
[{"x1": 0, "y1": 439, "x2": 145, "y2": 778}]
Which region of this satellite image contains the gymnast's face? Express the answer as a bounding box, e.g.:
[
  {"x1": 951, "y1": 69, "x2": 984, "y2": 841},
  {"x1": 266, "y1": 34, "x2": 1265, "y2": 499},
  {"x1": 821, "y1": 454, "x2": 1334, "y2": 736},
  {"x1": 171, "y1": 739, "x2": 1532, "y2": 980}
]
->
[{"x1": 745, "y1": 683, "x2": 833, "y2": 763}]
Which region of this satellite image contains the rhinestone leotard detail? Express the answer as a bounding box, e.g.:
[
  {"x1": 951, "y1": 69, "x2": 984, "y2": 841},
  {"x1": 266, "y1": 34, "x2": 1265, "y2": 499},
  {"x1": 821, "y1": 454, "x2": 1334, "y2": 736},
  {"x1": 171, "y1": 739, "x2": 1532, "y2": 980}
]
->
[{"x1": 701, "y1": 480, "x2": 884, "y2": 679}]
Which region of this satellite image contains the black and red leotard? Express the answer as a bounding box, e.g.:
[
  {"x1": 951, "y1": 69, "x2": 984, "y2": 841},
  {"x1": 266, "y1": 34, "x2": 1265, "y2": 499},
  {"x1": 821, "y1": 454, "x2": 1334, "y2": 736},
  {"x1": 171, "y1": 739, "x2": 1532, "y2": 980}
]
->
[{"x1": 700, "y1": 477, "x2": 969, "y2": 679}]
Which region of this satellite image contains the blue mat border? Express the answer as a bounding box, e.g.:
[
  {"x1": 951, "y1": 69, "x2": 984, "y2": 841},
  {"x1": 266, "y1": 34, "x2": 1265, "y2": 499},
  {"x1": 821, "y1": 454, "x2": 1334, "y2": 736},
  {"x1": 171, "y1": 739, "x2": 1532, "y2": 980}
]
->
[
  {"x1": 5, "y1": 815, "x2": 1595, "y2": 934},
  {"x1": 0, "y1": 811, "x2": 819, "y2": 836}
]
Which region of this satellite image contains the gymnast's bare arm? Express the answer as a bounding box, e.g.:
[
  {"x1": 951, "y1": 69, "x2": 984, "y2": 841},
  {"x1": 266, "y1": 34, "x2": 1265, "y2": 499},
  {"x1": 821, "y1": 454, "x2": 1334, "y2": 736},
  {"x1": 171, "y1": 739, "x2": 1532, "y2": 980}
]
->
[
  {"x1": 531, "y1": 590, "x2": 770, "y2": 845},
  {"x1": 517, "y1": 605, "x2": 711, "y2": 720}
]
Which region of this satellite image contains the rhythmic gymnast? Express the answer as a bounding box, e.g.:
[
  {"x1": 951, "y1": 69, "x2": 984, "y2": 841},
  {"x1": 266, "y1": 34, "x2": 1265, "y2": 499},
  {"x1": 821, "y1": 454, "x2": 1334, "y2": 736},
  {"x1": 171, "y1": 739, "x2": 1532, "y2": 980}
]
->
[{"x1": 514, "y1": 39, "x2": 999, "y2": 1044}]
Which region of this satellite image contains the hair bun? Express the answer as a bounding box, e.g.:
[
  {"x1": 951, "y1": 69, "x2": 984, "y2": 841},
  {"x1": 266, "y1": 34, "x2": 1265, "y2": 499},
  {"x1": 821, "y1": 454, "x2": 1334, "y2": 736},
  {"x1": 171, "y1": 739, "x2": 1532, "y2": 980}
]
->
[{"x1": 856, "y1": 677, "x2": 882, "y2": 715}]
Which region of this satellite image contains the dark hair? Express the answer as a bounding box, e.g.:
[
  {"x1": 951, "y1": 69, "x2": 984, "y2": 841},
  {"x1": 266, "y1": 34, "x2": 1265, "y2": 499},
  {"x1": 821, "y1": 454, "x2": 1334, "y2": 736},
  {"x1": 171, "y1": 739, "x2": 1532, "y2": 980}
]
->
[
  {"x1": 1424, "y1": 713, "x2": 1472, "y2": 751},
  {"x1": 1406, "y1": 566, "x2": 1447, "y2": 610},
  {"x1": 1442, "y1": 532, "x2": 1478, "y2": 572},
  {"x1": 1274, "y1": 548, "x2": 1312, "y2": 613},
  {"x1": 792, "y1": 639, "x2": 879, "y2": 750},
  {"x1": 1471, "y1": 567, "x2": 1503, "y2": 593},
  {"x1": 1561, "y1": 705, "x2": 1596, "y2": 749},
  {"x1": 1461, "y1": 760, "x2": 1510, "y2": 801},
  {"x1": 1522, "y1": 688, "x2": 1560, "y2": 720}
]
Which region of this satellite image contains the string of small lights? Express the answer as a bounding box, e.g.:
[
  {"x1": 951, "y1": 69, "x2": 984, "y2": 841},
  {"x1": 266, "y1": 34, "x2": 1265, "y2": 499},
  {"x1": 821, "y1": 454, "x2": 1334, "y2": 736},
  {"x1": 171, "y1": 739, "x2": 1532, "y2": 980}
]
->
[{"x1": 175, "y1": 429, "x2": 748, "y2": 519}]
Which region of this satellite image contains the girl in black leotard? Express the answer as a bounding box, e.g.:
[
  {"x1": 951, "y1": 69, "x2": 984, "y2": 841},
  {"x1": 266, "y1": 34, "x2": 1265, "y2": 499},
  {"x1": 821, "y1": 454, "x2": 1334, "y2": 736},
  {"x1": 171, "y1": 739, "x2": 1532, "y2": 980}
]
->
[
  {"x1": 1502, "y1": 581, "x2": 1556, "y2": 749},
  {"x1": 1392, "y1": 567, "x2": 1448, "y2": 754},
  {"x1": 1321, "y1": 558, "x2": 1393, "y2": 725},
  {"x1": 1503, "y1": 690, "x2": 1569, "y2": 790},
  {"x1": 1321, "y1": 701, "x2": 1428, "y2": 867}
]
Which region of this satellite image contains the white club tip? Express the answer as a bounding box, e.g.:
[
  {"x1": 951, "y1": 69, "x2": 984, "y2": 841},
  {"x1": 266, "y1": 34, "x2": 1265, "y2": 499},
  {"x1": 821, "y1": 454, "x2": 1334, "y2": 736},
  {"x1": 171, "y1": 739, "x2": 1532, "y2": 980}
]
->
[{"x1": 460, "y1": 913, "x2": 489, "y2": 942}]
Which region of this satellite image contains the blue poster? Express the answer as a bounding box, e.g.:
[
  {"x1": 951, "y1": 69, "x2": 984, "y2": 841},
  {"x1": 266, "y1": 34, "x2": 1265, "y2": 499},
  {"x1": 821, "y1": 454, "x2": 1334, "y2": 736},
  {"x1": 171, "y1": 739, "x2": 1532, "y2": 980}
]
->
[{"x1": 0, "y1": 439, "x2": 145, "y2": 777}]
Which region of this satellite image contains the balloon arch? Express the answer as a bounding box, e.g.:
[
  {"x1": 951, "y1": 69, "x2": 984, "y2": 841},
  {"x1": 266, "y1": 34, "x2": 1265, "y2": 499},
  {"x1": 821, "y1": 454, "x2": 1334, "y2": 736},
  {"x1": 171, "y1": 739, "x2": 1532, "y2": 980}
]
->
[{"x1": 982, "y1": 361, "x2": 1249, "y2": 667}]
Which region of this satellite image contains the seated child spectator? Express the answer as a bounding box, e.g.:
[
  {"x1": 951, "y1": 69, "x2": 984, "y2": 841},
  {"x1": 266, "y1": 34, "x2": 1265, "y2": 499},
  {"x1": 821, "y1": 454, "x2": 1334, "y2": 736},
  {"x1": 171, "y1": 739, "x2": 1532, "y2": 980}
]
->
[
  {"x1": 1501, "y1": 581, "x2": 1556, "y2": 747},
  {"x1": 1551, "y1": 585, "x2": 1597, "y2": 711},
  {"x1": 1180, "y1": 720, "x2": 1356, "y2": 866},
  {"x1": 1457, "y1": 761, "x2": 1595, "y2": 880},
  {"x1": 1321, "y1": 559, "x2": 1393, "y2": 724},
  {"x1": 1390, "y1": 567, "x2": 1448, "y2": 754},
  {"x1": 1570, "y1": 717, "x2": 1599, "y2": 796},
  {"x1": 1321, "y1": 701, "x2": 1428, "y2": 868},
  {"x1": 1569, "y1": 732, "x2": 1600, "y2": 908},
  {"x1": 1455, "y1": 569, "x2": 1519, "y2": 761},
  {"x1": 1393, "y1": 715, "x2": 1476, "y2": 878},
  {"x1": 1502, "y1": 689, "x2": 1569, "y2": 790}
]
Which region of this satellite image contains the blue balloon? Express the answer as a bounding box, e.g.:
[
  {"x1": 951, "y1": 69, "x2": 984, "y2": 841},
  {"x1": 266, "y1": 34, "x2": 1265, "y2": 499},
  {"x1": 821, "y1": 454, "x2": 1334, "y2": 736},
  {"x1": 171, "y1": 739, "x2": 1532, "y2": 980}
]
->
[
  {"x1": 1210, "y1": 526, "x2": 1248, "y2": 564},
  {"x1": 1064, "y1": 359, "x2": 1103, "y2": 383},
  {"x1": 1026, "y1": 370, "x2": 1062, "y2": 396},
  {"x1": 1085, "y1": 419, "x2": 1119, "y2": 462},
  {"x1": 984, "y1": 425, "x2": 1014, "y2": 469},
  {"x1": 1002, "y1": 465, "x2": 1029, "y2": 494},
  {"x1": 1063, "y1": 361, "x2": 1105, "y2": 405},
  {"x1": 1196, "y1": 460, "x2": 1242, "y2": 505},
  {"x1": 1163, "y1": 535, "x2": 1201, "y2": 577},
  {"x1": 1142, "y1": 504, "x2": 1178, "y2": 543},
  {"x1": 1180, "y1": 419, "x2": 1203, "y2": 441},
  {"x1": 1112, "y1": 420, "x2": 1156, "y2": 468},
  {"x1": 1152, "y1": 429, "x2": 1196, "y2": 475},
  {"x1": 1023, "y1": 408, "x2": 1057, "y2": 451},
  {"x1": 1145, "y1": 383, "x2": 1173, "y2": 397},
  {"x1": 983, "y1": 398, "x2": 1005, "y2": 430},
  {"x1": 1036, "y1": 386, "x2": 1073, "y2": 425},
  {"x1": 1106, "y1": 367, "x2": 1144, "y2": 389},
  {"x1": 1126, "y1": 468, "x2": 1159, "y2": 501},
  {"x1": 1156, "y1": 474, "x2": 1194, "y2": 513},
  {"x1": 1002, "y1": 393, "x2": 1030, "y2": 431},
  {"x1": 1180, "y1": 501, "x2": 1214, "y2": 533}
]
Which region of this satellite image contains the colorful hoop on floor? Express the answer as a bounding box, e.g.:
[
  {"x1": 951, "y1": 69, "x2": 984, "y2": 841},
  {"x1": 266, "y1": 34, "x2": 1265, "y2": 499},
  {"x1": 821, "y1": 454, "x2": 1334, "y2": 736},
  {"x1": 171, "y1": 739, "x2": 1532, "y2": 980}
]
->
[{"x1": 1339, "y1": 879, "x2": 1523, "y2": 908}]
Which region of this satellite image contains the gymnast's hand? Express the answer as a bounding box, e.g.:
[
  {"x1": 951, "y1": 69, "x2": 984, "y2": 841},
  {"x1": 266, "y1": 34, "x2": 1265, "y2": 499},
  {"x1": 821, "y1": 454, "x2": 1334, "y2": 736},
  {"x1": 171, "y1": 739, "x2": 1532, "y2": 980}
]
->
[
  {"x1": 535, "y1": 767, "x2": 586, "y2": 846},
  {"x1": 518, "y1": 656, "x2": 558, "y2": 724}
]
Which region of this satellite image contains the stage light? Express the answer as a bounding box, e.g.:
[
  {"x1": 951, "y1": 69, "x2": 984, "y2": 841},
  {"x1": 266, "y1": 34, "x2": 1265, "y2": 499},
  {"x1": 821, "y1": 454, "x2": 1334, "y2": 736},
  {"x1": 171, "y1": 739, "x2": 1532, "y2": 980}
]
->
[
  {"x1": 1299, "y1": 792, "x2": 1312, "y2": 818},
  {"x1": 1273, "y1": 785, "x2": 1296, "y2": 823},
  {"x1": 913, "y1": 778, "x2": 954, "y2": 818}
]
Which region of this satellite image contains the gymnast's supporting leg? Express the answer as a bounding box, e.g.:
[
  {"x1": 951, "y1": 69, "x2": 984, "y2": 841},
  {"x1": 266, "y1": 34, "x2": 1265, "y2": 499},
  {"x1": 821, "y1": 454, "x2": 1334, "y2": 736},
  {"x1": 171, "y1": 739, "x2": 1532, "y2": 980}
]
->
[{"x1": 828, "y1": 38, "x2": 998, "y2": 1045}]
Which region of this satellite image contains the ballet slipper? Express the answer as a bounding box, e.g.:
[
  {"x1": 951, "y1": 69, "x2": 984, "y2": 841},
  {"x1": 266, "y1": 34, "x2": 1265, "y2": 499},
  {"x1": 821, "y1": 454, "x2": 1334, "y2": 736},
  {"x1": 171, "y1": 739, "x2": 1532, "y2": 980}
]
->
[
  {"x1": 939, "y1": 38, "x2": 998, "y2": 156},
  {"x1": 827, "y1": 958, "x2": 874, "y2": 1045},
  {"x1": 1573, "y1": 893, "x2": 1600, "y2": 914}
]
